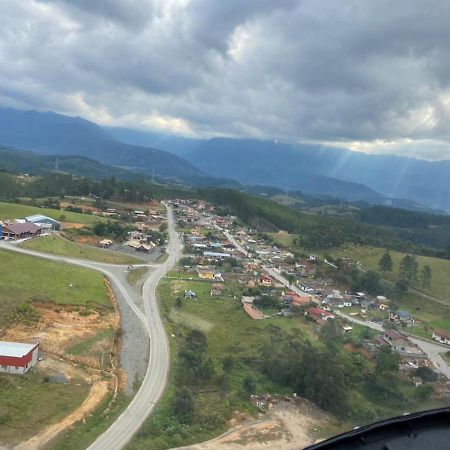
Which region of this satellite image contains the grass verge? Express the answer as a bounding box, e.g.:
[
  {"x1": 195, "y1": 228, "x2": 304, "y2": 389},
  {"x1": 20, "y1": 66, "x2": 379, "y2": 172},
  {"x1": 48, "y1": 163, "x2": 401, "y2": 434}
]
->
[{"x1": 21, "y1": 236, "x2": 143, "y2": 264}]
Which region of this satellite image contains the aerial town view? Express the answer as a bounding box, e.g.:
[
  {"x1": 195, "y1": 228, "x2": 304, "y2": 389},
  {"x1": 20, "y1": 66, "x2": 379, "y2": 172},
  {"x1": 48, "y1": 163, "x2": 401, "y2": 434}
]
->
[{"x1": 1, "y1": 1, "x2": 450, "y2": 449}]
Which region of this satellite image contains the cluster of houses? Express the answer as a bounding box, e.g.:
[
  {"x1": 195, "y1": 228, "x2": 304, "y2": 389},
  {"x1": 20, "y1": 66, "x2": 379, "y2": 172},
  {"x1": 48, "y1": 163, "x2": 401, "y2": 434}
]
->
[
  {"x1": 0, "y1": 214, "x2": 60, "y2": 240},
  {"x1": 173, "y1": 199, "x2": 450, "y2": 392},
  {"x1": 123, "y1": 230, "x2": 157, "y2": 253}
]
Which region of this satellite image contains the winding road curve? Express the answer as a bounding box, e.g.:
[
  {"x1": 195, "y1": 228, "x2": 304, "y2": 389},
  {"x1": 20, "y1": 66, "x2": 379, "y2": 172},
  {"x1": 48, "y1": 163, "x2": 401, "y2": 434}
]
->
[{"x1": 1, "y1": 204, "x2": 183, "y2": 450}]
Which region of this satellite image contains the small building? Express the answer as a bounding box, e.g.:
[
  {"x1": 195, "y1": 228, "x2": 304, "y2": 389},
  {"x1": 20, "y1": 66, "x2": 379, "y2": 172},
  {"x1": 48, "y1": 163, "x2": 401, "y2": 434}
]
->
[
  {"x1": 259, "y1": 275, "x2": 272, "y2": 287},
  {"x1": 432, "y1": 329, "x2": 450, "y2": 345},
  {"x1": 98, "y1": 239, "x2": 113, "y2": 248},
  {"x1": 198, "y1": 270, "x2": 224, "y2": 281},
  {"x1": 0, "y1": 341, "x2": 39, "y2": 374},
  {"x1": 2, "y1": 222, "x2": 41, "y2": 239},
  {"x1": 203, "y1": 251, "x2": 231, "y2": 258},
  {"x1": 25, "y1": 214, "x2": 60, "y2": 231},
  {"x1": 412, "y1": 376, "x2": 423, "y2": 387},
  {"x1": 305, "y1": 307, "x2": 335, "y2": 321}
]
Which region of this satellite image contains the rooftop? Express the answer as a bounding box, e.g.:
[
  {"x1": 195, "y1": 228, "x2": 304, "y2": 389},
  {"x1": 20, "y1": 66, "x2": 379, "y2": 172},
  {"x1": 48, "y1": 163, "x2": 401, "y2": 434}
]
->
[
  {"x1": 25, "y1": 214, "x2": 59, "y2": 223},
  {"x1": 0, "y1": 341, "x2": 38, "y2": 358}
]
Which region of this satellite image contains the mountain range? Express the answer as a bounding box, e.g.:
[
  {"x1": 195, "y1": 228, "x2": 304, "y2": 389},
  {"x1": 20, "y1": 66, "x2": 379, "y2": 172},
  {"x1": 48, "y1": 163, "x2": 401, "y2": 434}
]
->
[
  {"x1": 108, "y1": 129, "x2": 450, "y2": 212},
  {"x1": 0, "y1": 106, "x2": 449, "y2": 212}
]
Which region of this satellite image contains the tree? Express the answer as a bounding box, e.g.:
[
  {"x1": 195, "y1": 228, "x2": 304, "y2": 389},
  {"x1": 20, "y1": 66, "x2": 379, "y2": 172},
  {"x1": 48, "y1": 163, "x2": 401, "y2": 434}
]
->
[
  {"x1": 415, "y1": 366, "x2": 438, "y2": 382},
  {"x1": 399, "y1": 254, "x2": 418, "y2": 283},
  {"x1": 375, "y1": 347, "x2": 399, "y2": 375},
  {"x1": 351, "y1": 270, "x2": 381, "y2": 295},
  {"x1": 172, "y1": 387, "x2": 194, "y2": 421},
  {"x1": 414, "y1": 384, "x2": 433, "y2": 401},
  {"x1": 379, "y1": 251, "x2": 393, "y2": 275},
  {"x1": 242, "y1": 375, "x2": 256, "y2": 395},
  {"x1": 222, "y1": 355, "x2": 234, "y2": 373},
  {"x1": 421, "y1": 265, "x2": 432, "y2": 289}
]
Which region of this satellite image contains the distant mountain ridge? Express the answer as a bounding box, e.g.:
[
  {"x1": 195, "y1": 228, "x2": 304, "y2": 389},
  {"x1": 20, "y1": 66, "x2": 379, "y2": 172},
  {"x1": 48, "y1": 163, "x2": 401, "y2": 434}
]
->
[
  {"x1": 1, "y1": 107, "x2": 448, "y2": 211},
  {"x1": 0, "y1": 107, "x2": 205, "y2": 182},
  {"x1": 0, "y1": 145, "x2": 144, "y2": 180},
  {"x1": 185, "y1": 139, "x2": 450, "y2": 211},
  {"x1": 107, "y1": 128, "x2": 450, "y2": 211}
]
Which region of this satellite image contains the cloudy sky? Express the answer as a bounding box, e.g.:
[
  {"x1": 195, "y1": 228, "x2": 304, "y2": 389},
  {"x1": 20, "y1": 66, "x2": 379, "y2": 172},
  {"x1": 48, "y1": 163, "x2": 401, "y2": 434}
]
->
[{"x1": 1, "y1": 0, "x2": 450, "y2": 159}]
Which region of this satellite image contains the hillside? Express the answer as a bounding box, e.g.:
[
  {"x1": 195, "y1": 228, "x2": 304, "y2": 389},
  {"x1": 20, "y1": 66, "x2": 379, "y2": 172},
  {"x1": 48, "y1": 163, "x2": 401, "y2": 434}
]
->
[
  {"x1": 186, "y1": 138, "x2": 450, "y2": 211},
  {"x1": 0, "y1": 107, "x2": 205, "y2": 182},
  {"x1": 109, "y1": 129, "x2": 450, "y2": 210},
  {"x1": 0, "y1": 146, "x2": 142, "y2": 180}
]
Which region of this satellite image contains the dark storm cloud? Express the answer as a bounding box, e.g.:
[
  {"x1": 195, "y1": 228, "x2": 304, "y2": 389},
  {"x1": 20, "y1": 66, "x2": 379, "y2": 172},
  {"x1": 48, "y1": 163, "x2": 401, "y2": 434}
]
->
[{"x1": 2, "y1": 0, "x2": 450, "y2": 158}]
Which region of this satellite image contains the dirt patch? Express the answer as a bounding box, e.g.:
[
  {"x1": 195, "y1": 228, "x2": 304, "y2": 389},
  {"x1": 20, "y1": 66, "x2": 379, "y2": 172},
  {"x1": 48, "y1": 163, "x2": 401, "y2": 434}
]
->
[
  {"x1": 343, "y1": 342, "x2": 372, "y2": 359},
  {"x1": 61, "y1": 222, "x2": 85, "y2": 229},
  {"x1": 3, "y1": 303, "x2": 116, "y2": 370},
  {"x1": 175, "y1": 397, "x2": 330, "y2": 450},
  {"x1": 4, "y1": 284, "x2": 123, "y2": 448},
  {"x1": 15, "y1": 379, "x2": 109, "y2": 450},
  {"x1": 71, "y1": 235, "x2": 102, "y2": 245}
]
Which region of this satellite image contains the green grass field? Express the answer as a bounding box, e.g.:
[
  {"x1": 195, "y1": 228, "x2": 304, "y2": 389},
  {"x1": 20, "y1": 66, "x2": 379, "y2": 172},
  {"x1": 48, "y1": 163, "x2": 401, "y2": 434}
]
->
[
  {"x1": 268, "y1": 232, "x2": 297, "y2": 248},
  {"x1": 128, "y1": 278, "x2": 321, "y2": 450},
  {"x1": 0, "y1": 201, "x2": 107, "y2": 225},
  {"x1": 21, "y1": 236, "x2": 143, "y2": 264},
  {"x1": 335, "y1": 244, "x2": 450, "y2": 302},
  {"x1": 127, "y1": 267, "x2": 149, "y2": 285},
  {"x1": 0, "y1": 248, "x2": 110, "y2": 328},
  {"x1": 0, "y1": 370, "x2": 89, "y2": 446}
]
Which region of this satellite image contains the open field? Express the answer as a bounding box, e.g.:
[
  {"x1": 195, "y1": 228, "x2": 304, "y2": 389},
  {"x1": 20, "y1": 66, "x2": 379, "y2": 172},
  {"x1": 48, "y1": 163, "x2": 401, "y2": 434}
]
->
[
  {"x1": 127, "y1": 267, "x2": 149, "y2": 285},
  {"x1": 21, "y1": 235, "x2": 143, "y2": 264},
  {"x1": 0, "y1": 248, "x2": 109, "y2": 328},
  {"x1": 335, "y1": 244, "x2": 450, "y2": 302},
  {"x1": 0, "y1": 201, "x2": 108, "y2": 225},
  {"x1": 0, "y1": 369, "x2": 89, "y2": 446},
  {"x1": 268, "y1": 232, "x2": 297, "y2": 248}
]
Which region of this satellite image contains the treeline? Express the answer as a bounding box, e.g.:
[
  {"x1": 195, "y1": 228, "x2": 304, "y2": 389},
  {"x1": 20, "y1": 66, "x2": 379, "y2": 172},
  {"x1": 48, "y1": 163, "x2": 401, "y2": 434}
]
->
[
  {"x1": 202, "y1": 188, "x2": 450, "y2": 257},
  {"x1": 0, "y1": 172, "x2": 190, "y2": 203},
  {"x1": 359, "y1": 205, "x2": 450, "y2": 228},
  {"x1": 198, "y1": 188, "x2": 448, "y2": 256}
]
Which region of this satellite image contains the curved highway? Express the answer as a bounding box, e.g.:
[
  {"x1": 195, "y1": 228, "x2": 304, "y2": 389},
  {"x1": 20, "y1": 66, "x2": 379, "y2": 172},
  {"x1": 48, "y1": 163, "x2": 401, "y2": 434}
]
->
[{"x1": 1, "y1": 204, "x2": 182, "y2": 449}]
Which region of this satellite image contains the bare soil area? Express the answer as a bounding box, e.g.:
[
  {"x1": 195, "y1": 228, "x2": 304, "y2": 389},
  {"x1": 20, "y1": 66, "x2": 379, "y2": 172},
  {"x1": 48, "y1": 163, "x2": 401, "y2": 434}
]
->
[
  {"x1": 175, "y1": 397, "x2": 331, "y2": 450},
  {"x1": 1, "y1": 287, "x2": 121, "y2": 449}
]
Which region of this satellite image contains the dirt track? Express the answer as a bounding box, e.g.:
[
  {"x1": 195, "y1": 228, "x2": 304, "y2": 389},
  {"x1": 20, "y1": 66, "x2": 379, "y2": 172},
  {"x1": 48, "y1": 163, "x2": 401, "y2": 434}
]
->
[
  {"x1": 175, "y1": 399, "x2": 330, "y2": 450},
  {"x1": 15, "y1": 380, "x2": 109, "y2": 450}
]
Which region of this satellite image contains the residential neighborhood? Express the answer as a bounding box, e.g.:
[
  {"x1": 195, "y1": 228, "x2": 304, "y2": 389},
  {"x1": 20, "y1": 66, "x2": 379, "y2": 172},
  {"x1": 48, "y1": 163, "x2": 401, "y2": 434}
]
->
[{"x1": 169, "y1": 198, "x2": 450, "y2": 395}]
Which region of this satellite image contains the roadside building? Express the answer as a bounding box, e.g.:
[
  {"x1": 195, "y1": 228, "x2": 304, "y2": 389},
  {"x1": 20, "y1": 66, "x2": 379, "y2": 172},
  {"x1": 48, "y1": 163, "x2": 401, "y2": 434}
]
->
[
  {"x1": 432, "y1": 329, "x2": 450, "y2": 345},
  {"x1": 0, "y1": 341, "x2": 39, "y2": 374},
  {"x1": 2, "y1": 221, "x2": 41, "y2": 239},
  {"x1": 25, "y1": 214, "x2": 61, "y2": 231}
]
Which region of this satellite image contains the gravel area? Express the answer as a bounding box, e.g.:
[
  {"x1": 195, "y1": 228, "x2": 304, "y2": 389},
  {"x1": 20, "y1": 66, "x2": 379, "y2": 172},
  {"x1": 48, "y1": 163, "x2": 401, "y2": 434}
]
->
[{"x1": 107, "y1": 270, "x2": 150, "y2": 394}]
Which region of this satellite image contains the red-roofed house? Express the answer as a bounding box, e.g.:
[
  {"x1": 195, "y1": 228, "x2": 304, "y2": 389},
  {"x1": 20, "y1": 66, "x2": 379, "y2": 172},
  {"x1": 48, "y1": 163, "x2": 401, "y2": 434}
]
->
[
  {"x1": 3, "y1": 222, "x2": 41, "y2": 240},
  {"x1": 305, "y1": 307, "x2": 335, "y2": 321}
]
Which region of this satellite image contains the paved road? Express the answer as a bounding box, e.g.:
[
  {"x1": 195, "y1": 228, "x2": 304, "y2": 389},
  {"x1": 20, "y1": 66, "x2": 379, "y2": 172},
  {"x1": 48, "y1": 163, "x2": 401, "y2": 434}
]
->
[
  {"x1": 87, "y1": 205, "x2": 183, "y2": 450},
  {"x1": 0, "y1": 204, "x2": 183, "y2": 449}
]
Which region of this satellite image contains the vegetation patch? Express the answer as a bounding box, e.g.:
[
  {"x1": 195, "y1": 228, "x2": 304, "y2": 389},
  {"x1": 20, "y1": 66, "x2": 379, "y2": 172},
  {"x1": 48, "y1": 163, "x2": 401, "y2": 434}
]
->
[
  {"x1": 0, "y1": 370, "x2": 89, "y2": 446},
  {"x1": 21, "y1": 235, "x2": 143, "y2": 264},
  {"x1": 0, "y1": 200, "x2": 106, "y2": 225},
  {"x1": 127, "y1": 267, "x2": 149, "y2": 285},
  {"x1": 0, "y1": 248, "x2": 109, "y2": 328}
]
